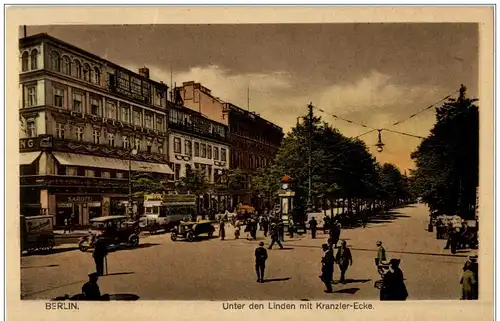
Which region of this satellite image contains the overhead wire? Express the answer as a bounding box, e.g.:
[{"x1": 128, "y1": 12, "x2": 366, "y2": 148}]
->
[{"x1": 311, "y1": 89, "x2": 460, "y2": 140}]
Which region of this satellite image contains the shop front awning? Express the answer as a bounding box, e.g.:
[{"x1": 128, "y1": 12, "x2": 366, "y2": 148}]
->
[
  {"x1": 20, "y1": 151, "x2": 42, "y2": 165},
  {"x1": 52, "y1": 152, "x2": 174, "y2": 175}
]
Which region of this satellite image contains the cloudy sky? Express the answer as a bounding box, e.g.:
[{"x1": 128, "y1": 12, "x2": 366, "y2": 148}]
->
[{"x1": 22, "y1": 24, "x2": 478, "y2": 172}]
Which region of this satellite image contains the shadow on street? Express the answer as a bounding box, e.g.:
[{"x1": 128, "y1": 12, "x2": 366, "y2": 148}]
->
[
  {"x1": 22, "y1": 247, "x2": 79, "y2": 257},
  {"x1": 109, "y1": 243, "x2": 160, "y2": 252},
  {"x1": 340, "y1": 210, "x2": 411, "y2": 230},
  {"x1": 334, "y1": 278, "x2": 371, "y2": 284},
  {"x1": 263, "y1": 277, "x2": 291, "y2": 283},
  {"x1": 333, "y1": 287, "x2": 360, "y2": 294},
  {"x1": 21, "y1": 264, "x2": 59, "y2": 269},
  {"x1": 104, "y1": 272, "x2": 135, "y2": 277}
]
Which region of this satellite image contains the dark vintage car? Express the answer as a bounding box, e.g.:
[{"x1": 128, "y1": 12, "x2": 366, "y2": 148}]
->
[
  {"x1": 170, "y1": 220, "x2": 216, "y2": 242},
  {"x1": 78, "y1": 216, "x2": 140, "y2": 252}
]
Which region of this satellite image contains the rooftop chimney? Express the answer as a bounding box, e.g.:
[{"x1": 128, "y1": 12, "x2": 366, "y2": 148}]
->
[{"x1": 139, "y1": 66, "x2": 150, "y2": 79}]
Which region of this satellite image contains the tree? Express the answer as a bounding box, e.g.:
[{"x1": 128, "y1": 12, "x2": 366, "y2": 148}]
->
[
  {"x1": 410, "y1": 85, "x2": 479, "y2": 217},
  {"x1": 131, "y1": 174, "x2": 167, "y2": 198},
  {"x1": 255, "y1": 112, "x2": 381, "y2": 220}
]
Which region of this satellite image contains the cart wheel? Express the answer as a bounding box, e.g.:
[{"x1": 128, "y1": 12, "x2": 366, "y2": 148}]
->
[
  {"x1": 46, "y1": 238, "x2": 55, "y2": 251},
  {"x1": 170, "y1": 233, "x2": 177, "y2": 241},
  {"x1": 129, "y1": 234, "x2": 139, "y2": 247},
  {"x1": 186, "y1": 232, "x2": 195, "y2": 242}
]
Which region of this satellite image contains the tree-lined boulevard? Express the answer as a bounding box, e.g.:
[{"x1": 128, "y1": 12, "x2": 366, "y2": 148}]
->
[{"x1": 21, "y1": 203, "x2": 476, "y2": 301}]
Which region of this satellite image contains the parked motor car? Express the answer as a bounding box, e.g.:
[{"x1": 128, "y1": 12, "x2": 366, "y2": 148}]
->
[
  {"x1": 78, "y1": 216, "x2": 140, "y2": 252},
  {"x1": 170, "y1": 220, "x2": 216, "y2": 242}
]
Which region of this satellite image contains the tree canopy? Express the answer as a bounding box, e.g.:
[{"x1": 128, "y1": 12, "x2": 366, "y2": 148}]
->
[
  {"x1": 410, "y1": 85, "x2": 479, "y2": 217},
  {"x1": 251, "y1": 111, "x2": 408, "y2": 217}
]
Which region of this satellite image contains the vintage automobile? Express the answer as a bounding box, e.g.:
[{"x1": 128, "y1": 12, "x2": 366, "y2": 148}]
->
[
  {"x1": 21, "y1": 215, "x2": 56, "y2": 254},
  {"x1": 78, "y1": 216, "x2": 140, "y2": 252},
  {"x1": 170, "y1": 220, "x2": 216, "y2": 242},
  {"x1": 142, "y1": 193, "x2": 196, "y2": 235}
]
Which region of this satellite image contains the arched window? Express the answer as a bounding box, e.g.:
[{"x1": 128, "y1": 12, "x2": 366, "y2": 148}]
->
[
  {"x1": 73, "y1": 60, "x2": 81, "y2": 78},
  {"x1": 21, "y1": 52, "x2": 29, "y2": 72},
  {"x1": 62, "y1": 56, "x2": 71, "y2": 75},
  {"x1": 83, "y1": 63, "x2": 91, "y2": 82},
  {"x1": 50, "y1": 51, "x2": 61, "y2": 71},
  {"x1": 30, "y1": 49, "x2": 38, "y2": 70},
  {"x1": 94, "y1": 67, "x2": 101, "y2": 84}
]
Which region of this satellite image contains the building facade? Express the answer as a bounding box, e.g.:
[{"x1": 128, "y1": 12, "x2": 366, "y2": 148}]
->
[
  {"x1": 167, "y1": 99, "x2": 231, "y2": 211},
  {"x1": 176, "y1": 82, "x2": 284, "y2": 208},
  {"x1": 19, "y1": 33, "x2": 172, "y2": 227}
]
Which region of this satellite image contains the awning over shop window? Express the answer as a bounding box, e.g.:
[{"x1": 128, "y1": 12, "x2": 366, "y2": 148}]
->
[
  {"x1": 52, "y1": 152, "x2": 173, "y2": 175},
  {"x1": 20, "y1": 151, "x2": 42, "y2": 165}
]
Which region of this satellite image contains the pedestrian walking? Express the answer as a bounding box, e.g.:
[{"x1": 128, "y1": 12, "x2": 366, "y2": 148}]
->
[
  {"x1": 63, "y1": 218, "x2": 69, "y2": 234},
  {"x1": 262, "y1": 217, "x2": 269, "y2": 237},
  {"x1": 335, "y1": 240, "x2": 353, "y2": 284},
  {"x1": 251, "y1": 219, "x2": 258, "y2": 240},
  {"x1": 278, "y1": 220, "x2": 285, "y2": 242},
  {"x1": 375, "y1": 241, "x2": 386, "y2": 266},
  {"x1": 268, "y1": 223, "x2": 284, "y2": 249},
  {"x1": 288, "y1": 218, "x2": 295, "y2": 238},
  {"x1": 93, "y1": 236, "x2": 108, "y2": 276},
  {"x1": 380, "y1": 259, "x2": 408, "y2": 301},
  {"x1": 234, "y1": 219, "x2": 241, "y2": 239},
  {"x1": 69, "y1": 214, "x2": 75, "y2": 232},
  {"x1": 320, "y1": 244, "x2": 335, "y2": 293},
  {"x1": 309, "y1": 217, "x2": 318, "y2": 239},
  {"x1": 255, "y1": 241, "x2": 268, "y2": 283},
  {"x1": 219, "y1": 220, "x2": 226, "y2": 240},
  {"x1": 460, "y1": 259, "x2": 478, "y2": 300},
  {"x1": 329, "y1": 221, "x2": 341, "y2": 248}
]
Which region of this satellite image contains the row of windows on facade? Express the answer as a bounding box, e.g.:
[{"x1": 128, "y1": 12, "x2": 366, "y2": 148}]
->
[
  {"x1": 173, "y1": 137, "x2": 227, "y2": 162},
  {"x1": 231, "y1": 151, "x2": 271, "y2": 170},
  {"x1": 233, "y1": 123, "x2": 279, "y2": 146},
  {"x1": 21, "y1": 49, "x2": 103, "y2": 86},
  {"x1": 172, "y1": 162, "x2": 225, "y2": 182},
  {"x1": 47, "y1": 122, "x2": 165, "y2": 154},
  {"x1": 23, "y1": 85, "x2": 166, "y2": 131},
  {"x1": 169, "y1": 108, "x2": 227, "y2": 138},
  {"x1": 46, "y1": 51, "x2": 165, "y2": 109}
]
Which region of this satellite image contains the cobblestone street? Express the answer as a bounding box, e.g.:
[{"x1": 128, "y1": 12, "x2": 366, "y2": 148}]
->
[{"x1": 21, "y1": 204, "x2": 475, "y2": 300}]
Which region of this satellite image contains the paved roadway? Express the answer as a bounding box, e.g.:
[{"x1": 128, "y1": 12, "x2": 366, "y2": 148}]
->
[{"x1": 21, "y1": 204, "x2": 476, "y2": 300}]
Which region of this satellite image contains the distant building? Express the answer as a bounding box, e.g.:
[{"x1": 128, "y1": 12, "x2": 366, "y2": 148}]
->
[
  {"x1": 167, "y1": 99, "x2": 231, "y2": 211},
  {"x1": 19, "y1": 33, "x2": 172, "y2": 226},
  {"x1": 176, "y1": 82, "x2": 284, "y2": 208}
]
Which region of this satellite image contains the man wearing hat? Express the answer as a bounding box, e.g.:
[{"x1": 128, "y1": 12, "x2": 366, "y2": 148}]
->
[
  {"x1": 375, "y1": 241, "x2": 386, "y2": 266},
  {"x1": 380, "y1": 259, "x2": 408, "y2": 301},
  {"x1": 93, "y1": 235, "x2": 108, "y2": 276},
  {"x1": 255, "y1": 241, "x2": 268, "y2": 283},
  {"x1": 320, "y1": 243, "x2": 335, "y2": 293},
  {"x1": 82, "y1": 272, "x2": 102, "y2": 300}
]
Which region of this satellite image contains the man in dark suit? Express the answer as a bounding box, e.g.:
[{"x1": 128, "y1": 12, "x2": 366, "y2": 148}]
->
[
  {"x1": 93, "y1": 236, "x2": 108, "y2": 276},
  {"x1": 321, "y1": 243, "x2": 335, "y2": 293},
  {"x1": 255, "y1": 241, "x2": 268, "y2": 283},
  {"x1": 309, "y1": 217, "x2": 318, "y2": 239}
]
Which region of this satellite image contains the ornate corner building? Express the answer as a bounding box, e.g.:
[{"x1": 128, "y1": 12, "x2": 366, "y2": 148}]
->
[{"x1": 19, "y1": 33, "x2": 173, "y2": 227}]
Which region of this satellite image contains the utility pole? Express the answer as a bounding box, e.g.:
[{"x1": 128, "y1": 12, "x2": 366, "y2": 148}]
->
[{"x1": 306, "y1": 102, "x2": 314, "y2": 213}]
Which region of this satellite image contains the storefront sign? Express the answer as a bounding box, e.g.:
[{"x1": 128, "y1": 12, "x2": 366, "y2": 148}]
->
[
  {"x1": 19, "y1": 135, "x2": 53, "y2": 151},
  {"x1": 163, "y1": 194, "x2": 197, "y2": 203},
  {"x1": 58, "y1": 195, "x2": 102, "y2": 203}
]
